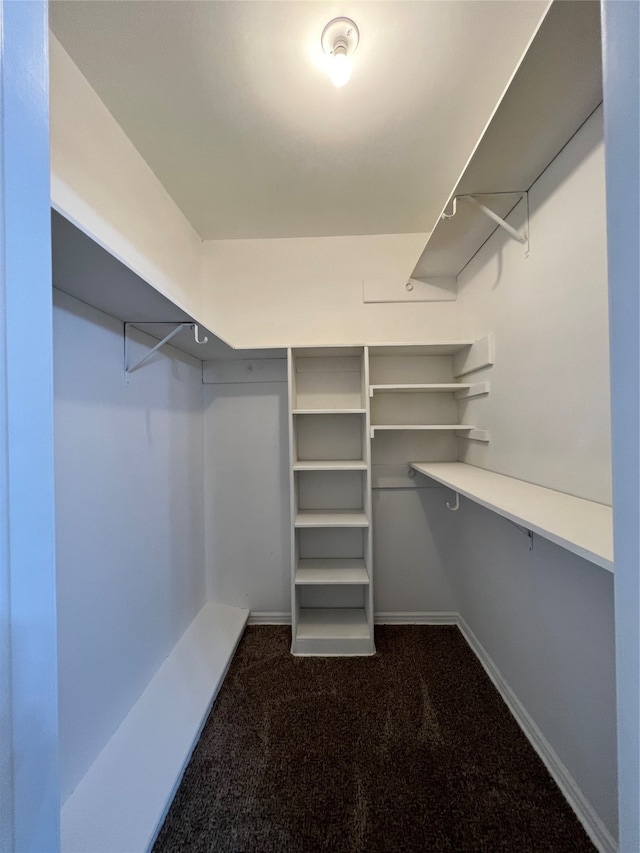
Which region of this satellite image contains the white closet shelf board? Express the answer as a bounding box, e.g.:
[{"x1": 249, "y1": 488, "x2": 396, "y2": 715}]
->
[
  {"x1": 293, "y1": 460, "x2": 368, "y2": 471},
  {"x1": 411, "y1": 462, "x2": 613, "y2": 572},
  {"x1": 293, "y1": 408, "x2": 366, "y2": 415},
  {"x1": 372, "y1": 425, "x2": 475, "y2": 436},
  {"x1": 295, "y1": 559, "x2": 369, "y2": 585},
  {"x1": 367, "y1": 343, "x2": 473, "y2": 357},
  {"x1": 412, "y1": 0, "x2": 603, "y2": 279},
  {"x1": 295, "y1": 510, "x2": 369, "y2": 528},
  {"x1": 51, "y1": 211, "x2": 285, "y2": 362},
  {"x1": 370, "y1": 384, "x2": 472, "y2": 394},
  {"x1": 61, "y1": 601, "x2": 249, "y2": 853}
]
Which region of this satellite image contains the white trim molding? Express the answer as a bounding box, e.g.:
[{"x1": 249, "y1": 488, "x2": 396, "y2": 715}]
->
[
  {"x1": 248, "y1": 611, "x2": 291, "y2": 625},
  {"x1": 374, "y1": 611, "x2": 459, "y2": 625}
]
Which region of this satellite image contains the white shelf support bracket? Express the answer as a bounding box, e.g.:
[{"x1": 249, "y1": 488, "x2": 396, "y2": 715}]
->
[
  {"x1": 440, "y1": 192, "x2": 530, "y2": 257},
  {"x1": 124, "y1": 322, "x2": 209, "y2": 380},
  {"x1": 467, "y1": 193, "x2": 529, "y2": 255}
]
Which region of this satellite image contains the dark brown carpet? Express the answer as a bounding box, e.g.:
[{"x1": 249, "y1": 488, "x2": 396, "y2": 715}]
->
[{"x1": 152, "y1": 625, "x2": 596, "y2": 853}]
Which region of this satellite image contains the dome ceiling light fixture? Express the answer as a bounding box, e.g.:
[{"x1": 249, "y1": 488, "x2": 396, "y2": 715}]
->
[{"x1": 321, "y1": 17, "x2": 359, "y2": 88}]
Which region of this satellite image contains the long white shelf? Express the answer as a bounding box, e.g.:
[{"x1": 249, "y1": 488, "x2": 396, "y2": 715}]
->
[
  {"x1": 295, "y1": 559, "x2": 369, "y2": 585},
  {"x1": 410, "y1": 462, "x2": 613, "y2": 572},
  {"x1": 370, "y1": 384, "x2": 471, "y2": 395},
  {"x1": 411, "y1": 1, "x2": 602, "y2": 280},
  {"x1": 371, "y1": 424, "x2": 474, "y2": 437},
  {"x1": 294, "y1": 510, "x2": 369, "y2": 528},
  {"x1": 52, "y1": 211, "x2": 287, "y2": 363},
  {"x1": 293, "y1": 459, "x2": 367, "y2": 471}
]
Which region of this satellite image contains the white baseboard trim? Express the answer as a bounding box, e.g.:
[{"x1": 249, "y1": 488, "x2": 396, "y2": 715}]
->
[
  {"x1": 457, "y1": 615, "x2": 617, "y2": 853},
  {"x1": 248, "y1": 612, "x2": 460, "y2": 626},
  {"x1": 248, "y1": 611, "x2": 291, "y2": 624},
  {"x1": 375, "y1": 611, "x2": 459, "y2": 625},
  {"x1": 61, "y1": 600, "x2": 249, "y2": 853}
]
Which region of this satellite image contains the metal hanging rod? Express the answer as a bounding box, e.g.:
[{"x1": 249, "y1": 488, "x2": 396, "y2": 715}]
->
[
  {"x1": 124, "y1": 322, "x2": 209, "y2": 378},
  {"x1": 440, "y1": 192, "x2": 529, "y2": 249}
]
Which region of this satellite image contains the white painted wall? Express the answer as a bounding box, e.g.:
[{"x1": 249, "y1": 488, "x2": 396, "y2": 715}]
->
[
  {"x1": 373, "y1": 488, "x2": 456, "y2": 615},
  {"x1": 440, "y1": 499, "x2": 617, "y2": 842},
  {"x1": 455, "y1": 106, "x2": 611, "y2": 504},
  {"x1": 53, "y1": 289, "x2": 207, "y2": 803},
  {"x1": 203, "y1": 375, "x2": 291, "y2": 613},
  {"x1": 49, "y1": 35, "x2": 205, "y2": 328},
  {"x1": 200, "y1": 233, "x2": 474, "y2": 349}
]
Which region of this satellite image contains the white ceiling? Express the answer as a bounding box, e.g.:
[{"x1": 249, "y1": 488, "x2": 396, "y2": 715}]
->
[{"x1": 49, "y1": 1, "x2": 549, "y2": 241}]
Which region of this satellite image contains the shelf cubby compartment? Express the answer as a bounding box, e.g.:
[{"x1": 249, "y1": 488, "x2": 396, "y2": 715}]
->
[
  {"x1": 293, "y1": 413, "x2": 367, "y2": 465},
  {"x1": 295, "y1": 558, "x2": 369, "y2": 585},
  {"x1": 295, "y1": 468, "x2": 367, "y2": 511},
  {"x1": 294, "y1": 608, "x2": 373, "y2": 656},
  {"x1": 291, "y1": 347, "x2": 366, "y2": 412}
]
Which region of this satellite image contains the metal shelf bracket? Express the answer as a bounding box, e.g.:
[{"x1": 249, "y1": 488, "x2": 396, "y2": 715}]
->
[
  {"x1": 124, "y1": 322, "x2": 209, "y2": 380},
  {"x1": 440, "y1": 191, "x2": 530, "y2": 256}
]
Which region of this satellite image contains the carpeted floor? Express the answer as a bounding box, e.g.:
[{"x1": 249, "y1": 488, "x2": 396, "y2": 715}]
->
[{"x1": 152, "y1": 625, "x2": 596, "y2": 852}]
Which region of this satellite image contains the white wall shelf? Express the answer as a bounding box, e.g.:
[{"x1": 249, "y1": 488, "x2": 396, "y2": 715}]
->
[
  {"x1": 293, "y1": 460, "x2": 367, "y2": 471},
  {"x1": 371, "y1": 424, "x2": 475, "y2": 438},
  {"x1": 295, "y1": 559, "x2": 369, "y2": 585},
  {"x1": 292, "y1": 408, "x2": 366, "y2": 415},
  {"x1": 410, "y1": 1, "x2": 602, "y2": 280},
  {"x1": 52, "y1": 211, "x2": 288, "y2": 365},
  {"x1": 294, "y1": 510, "x2": 369, "y2": 528},
  {"x1": 370, "y1": 384, "x2": 472, "y2": 395},
  {"x1": 367, "y1": 343, "x2": 474, "y2": 357},
  {"x1": 52, "y1": 211, "x2": 233, "y2": 362},
  {"x1": 410, "y1": 462, "x2": 613, "y2": 572}
]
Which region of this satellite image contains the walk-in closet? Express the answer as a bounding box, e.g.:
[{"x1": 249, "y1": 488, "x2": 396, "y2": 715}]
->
[{"x1": 2, "y1": 1, "x2": 638, "y2": 852}]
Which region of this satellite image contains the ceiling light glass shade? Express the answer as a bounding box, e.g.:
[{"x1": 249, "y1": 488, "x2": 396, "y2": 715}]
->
[{"x1": 331, "y1": 47, "x2": 351, "y2": 87}]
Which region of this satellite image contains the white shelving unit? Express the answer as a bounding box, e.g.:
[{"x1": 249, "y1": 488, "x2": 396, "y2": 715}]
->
[
  {"x1": 288, "y1": 347, "x2": 374, "y2": 656},
  {"x1": 368, "y1": 342, "x2": 491, "y2": 477},
  {"x1": 410, "y1": 462, "x2": 613, "y2": 572},
  {"x1": 287, "y1": 339, "x2": 493, "y2": 654}
]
